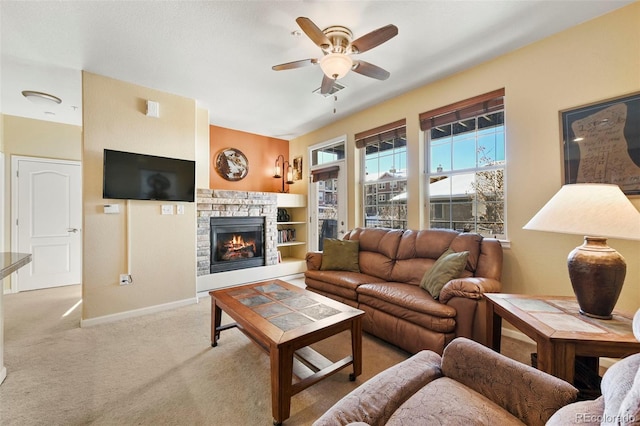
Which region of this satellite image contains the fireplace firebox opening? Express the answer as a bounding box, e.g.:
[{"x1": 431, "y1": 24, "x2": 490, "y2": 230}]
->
[{"x1": 210, "y1": 216, "x2": 266, "y2": 273}]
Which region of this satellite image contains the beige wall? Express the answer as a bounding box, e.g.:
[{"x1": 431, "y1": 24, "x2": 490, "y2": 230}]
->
[
  {"x1": 82, "y1": 72, "x2": 198, "y2": 320},
  {"x1": 291, "y1": 3, "x2": 640, "y2": 313},
  {"x1": 1, "y1": 115, "x2": 82, "y2": 290}
]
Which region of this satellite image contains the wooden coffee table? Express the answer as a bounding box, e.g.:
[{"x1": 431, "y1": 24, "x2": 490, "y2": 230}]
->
[
  {"x1": 485, "y1": 294, "x2": 640, "y2": 389},
  {"x1": 210, "y1": 279, "x2": 364, "y2": 425}
]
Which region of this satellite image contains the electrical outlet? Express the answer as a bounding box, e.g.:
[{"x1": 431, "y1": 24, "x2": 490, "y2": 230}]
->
[{"x1": 119, "y1": 274, "x2": 132, "y2": 285}]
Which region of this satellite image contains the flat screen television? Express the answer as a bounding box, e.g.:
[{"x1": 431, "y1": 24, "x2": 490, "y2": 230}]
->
[{"x1": 103, "y1": 149, "x2": 195, "y2": 202}]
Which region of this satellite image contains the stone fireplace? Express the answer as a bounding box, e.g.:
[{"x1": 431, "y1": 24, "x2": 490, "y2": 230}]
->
[{"x1": 197, "y1": 189, "x2": 278, "y2": 277}]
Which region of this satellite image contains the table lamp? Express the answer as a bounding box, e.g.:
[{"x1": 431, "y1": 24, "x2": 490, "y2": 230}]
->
[{"x1": 523, "y1": 183, "x2": 640, "y2": 319}]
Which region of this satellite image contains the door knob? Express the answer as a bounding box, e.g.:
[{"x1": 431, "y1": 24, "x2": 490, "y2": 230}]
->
[{"x1": 67, "y1": 228, "x2": 79, "y2": 233}]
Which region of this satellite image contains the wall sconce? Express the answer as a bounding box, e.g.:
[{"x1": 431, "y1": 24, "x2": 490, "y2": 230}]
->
[{"x1": 273, "y1": 154, "x2": 294, "y2": 193}]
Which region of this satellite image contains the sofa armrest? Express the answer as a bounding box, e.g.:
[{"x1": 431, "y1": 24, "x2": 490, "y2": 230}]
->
[
  {"x1": 313, "y1": 350, "x2": 443, "y2": 426},
  {"x1": 439, "y1": 277, "x2": 501, "y2": 303},
  {"x1": 306, "y1": 251, "x2": 323, "y2": 271},
  {"x1": 442, "y1": 338, "x2": 578, "y2": 426}
]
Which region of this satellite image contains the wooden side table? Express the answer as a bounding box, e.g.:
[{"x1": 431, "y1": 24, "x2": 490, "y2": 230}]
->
[{"x1": 485, "y1": 294, "x2": 640, "y2": 388}]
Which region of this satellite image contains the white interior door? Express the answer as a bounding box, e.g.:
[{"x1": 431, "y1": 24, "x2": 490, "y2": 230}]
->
[{"x1": 12, "y1": 157, "x2": 82, "y2": 291}]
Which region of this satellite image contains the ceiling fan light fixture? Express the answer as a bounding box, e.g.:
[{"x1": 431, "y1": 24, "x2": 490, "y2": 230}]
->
[
  {"x1": 319, "y1": 53, "x2": 353, "y2": 80},
  {"x1": 22, "y1": 90, "x2": 62, "y2": 106}
]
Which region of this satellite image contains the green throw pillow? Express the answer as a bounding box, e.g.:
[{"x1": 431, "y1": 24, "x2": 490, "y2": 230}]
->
[
  {"x1": 420, "y1": 248, "x2": 469, "y2": 299},
  {"x1": 320, "y1": 238, "x2": 360, "y2": 272}
]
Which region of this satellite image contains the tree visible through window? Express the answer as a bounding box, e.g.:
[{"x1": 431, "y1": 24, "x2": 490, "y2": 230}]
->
[{"x1": 421, "y1": 90, "x2": 506, "y2": 239}]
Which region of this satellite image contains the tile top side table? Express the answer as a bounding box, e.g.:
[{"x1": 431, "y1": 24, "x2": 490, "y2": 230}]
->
[{"x1": 485, "y1": 293, "x2": 640, "y2": 386}]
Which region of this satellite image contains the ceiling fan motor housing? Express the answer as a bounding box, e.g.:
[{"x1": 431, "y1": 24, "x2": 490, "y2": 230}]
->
[{"x1": 322, "y1": 26, "x2": 353, "y2": 54}]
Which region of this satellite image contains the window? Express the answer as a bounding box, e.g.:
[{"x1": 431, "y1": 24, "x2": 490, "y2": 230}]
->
[
  {"x1": 421, "y1": 89, "x2": 506, "y2": 239},
  {"x1": 356, "y1": 120, "x2": 408, "y2": 230},
  {"x1": 311, "y1": 141, "x2": 345, "y2": 166}
]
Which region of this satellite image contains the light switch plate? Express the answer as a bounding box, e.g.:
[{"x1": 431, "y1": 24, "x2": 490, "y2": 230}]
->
[{"x1": 104, "y1": 204, "x2": 120, "y2": 214}]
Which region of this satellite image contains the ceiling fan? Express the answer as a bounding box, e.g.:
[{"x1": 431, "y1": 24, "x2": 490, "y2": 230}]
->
[{"x1": 272, "y1": 17, "x2": 398, "y2": 94}]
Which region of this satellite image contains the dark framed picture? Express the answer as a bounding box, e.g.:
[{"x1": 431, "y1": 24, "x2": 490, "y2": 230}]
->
[
  {"x1": 561, "y1": 92, "x2": 640, "y2": 196},
  {"x1": 292, "y1": 156, "x2": 303, "y2": 181}
]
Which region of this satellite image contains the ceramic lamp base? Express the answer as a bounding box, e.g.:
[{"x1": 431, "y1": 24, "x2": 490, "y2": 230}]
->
[{"x1": 567, "y1": 236, "x2": 626, "y2": 320}]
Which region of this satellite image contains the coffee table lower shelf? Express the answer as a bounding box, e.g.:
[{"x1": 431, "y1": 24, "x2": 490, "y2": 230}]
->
[{"x1": 210, "y1": 280, "x2": 364, "y2": 425}]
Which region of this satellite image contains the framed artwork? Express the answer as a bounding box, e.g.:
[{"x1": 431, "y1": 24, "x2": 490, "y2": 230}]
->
[
  {"x1": 561, "y1": 92, "x2": 640, "y2": 195},
  {"x1": 214, "y1": 148, "x2": 249, "y2": 181},
  {"x1": 292, "y1": 156, "x2": 303, "y2": 181}
]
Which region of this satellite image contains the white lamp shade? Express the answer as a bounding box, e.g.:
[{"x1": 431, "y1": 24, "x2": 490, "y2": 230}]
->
[
  {"x1": 523, "y1": 183, "x2": 640, "y2": 240},
  {"x1": 319, "y1": 53, "x2": 353, "y2": 80}
]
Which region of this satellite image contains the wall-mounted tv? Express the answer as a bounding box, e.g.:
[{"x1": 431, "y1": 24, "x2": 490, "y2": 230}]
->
[{"x1": 103, "y1": 149, "x2": 195, "y2": 202}]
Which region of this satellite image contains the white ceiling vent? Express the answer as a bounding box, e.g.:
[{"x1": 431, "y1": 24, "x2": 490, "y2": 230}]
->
[{"x1": 313, "y1": 82, "x2": 346, "y2": 97}]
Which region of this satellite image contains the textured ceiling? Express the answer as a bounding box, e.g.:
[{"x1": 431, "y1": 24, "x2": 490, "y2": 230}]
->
[{"x1": 0, "y1": 1, "x2": 633, "y2": 139}]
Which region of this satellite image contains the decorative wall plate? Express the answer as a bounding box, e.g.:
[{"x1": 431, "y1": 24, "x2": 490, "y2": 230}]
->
[{"x1": 214, "y1": 148, "x2": 249, "y2": 181}]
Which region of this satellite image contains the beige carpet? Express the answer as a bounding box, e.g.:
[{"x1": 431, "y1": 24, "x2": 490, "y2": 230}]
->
[{"x1": 0, "y1": 284, "x2": 534, "y2": 425}]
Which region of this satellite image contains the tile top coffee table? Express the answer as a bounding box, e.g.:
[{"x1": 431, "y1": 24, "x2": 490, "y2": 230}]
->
[
  {"x1": 485, "y1": 293, "x2": 640, "y2": 389},
  {"x1": 210, "y1": 279, "x2": 364, "y2": 425}
]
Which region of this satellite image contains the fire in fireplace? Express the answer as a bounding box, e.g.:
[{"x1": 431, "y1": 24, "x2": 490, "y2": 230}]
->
[{"x1": 210, "y1": 217, "x2": 265, "y2": 273}]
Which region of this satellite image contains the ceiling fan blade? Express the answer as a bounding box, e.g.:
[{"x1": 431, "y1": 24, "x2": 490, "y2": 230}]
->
[
  {"x1": 320, "y1": 75, "x2": 335, "y2": 95},
  {"x1": 351, "y1": 24, "x2": 398, "y2": 54},
  {"x1": 272, "y1": 58, "x2": 318, "y2": 71},
  {"x1": 296, "y1": 17, "x2": 331, "y2": 50},
  {"x1": 352, "y1": 60, "x2": 390, "y2": 80}
]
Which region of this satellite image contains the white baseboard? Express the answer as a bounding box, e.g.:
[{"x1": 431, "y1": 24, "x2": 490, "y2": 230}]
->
[
  {"x1": 80, "y1": 297, "x2": 198, "y2": 327},
  {"x1": 0, "y1": 366, "x2": 6, "y2": 385},
  {"x1": 501, "y1": 327, "x2": 618, "y2": 369}
]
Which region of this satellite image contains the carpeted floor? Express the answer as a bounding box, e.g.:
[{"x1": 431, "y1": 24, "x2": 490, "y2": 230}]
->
[{"x1": 0, "y1": 284, "x2": 535, "y2": 425}]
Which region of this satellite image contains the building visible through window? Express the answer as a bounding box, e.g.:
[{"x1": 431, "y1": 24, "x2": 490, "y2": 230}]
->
[{"x1": 356, "y1": 120, "x2": 408, "y2": 230}]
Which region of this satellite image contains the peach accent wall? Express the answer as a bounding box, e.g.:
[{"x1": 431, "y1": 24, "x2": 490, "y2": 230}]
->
[{"x1": 209, "y1": 125, "x2": 289, "y2": 193}]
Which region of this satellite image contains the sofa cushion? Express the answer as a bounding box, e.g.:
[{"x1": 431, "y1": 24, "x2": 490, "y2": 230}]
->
[
  {"x1": 357, "y1": 283, "x2": 457, "y2": 332},
  {"x1": 386, "y1": 377, "x2": 523, "y2": 425},
  {"x1": 305, "y1": 270, "x2": 385, "y2": 301},
  {"x1": 420, "y1": 249, "x2": 469, "y2": 299},
  {"x1": 320, "y1": 238, "x2": 360, "y2": 272},
  {"x1": 617, "y1": 367, "x2": 640, "y2": 426},
  {"x1": 345, "y1": 227, "x2": 403, "y2": 259},
  {"x1": 601, "y1": 353, "x2": 640, "y2": 426},
  {"x1": 546, "y1": 398, "x2": 604, "y2": 425}
]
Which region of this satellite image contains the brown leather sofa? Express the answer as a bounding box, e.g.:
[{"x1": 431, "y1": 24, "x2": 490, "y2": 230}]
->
[{"x1": 305, "y1": 227, "x2": 503, "y2": 354}]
